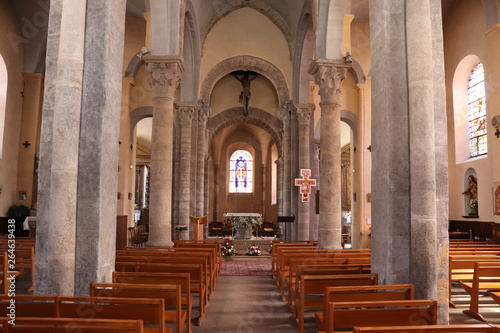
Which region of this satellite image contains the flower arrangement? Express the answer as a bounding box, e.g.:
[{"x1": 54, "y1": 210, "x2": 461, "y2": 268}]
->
[
  {"x1": 229, "y1": 215, "x2": 263, "y2": 229},
  {"x1": 469, "y1": 199, "x2": 478, "y2": 215},
  {"x1": 221, "y1": 239, "x2": 237, "y2": 256},
  {"x1": 246, "y1": 245, "x2": 262, "y2": 256}
]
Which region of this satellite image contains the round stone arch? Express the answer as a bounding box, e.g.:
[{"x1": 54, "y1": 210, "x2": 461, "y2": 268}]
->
[
  {"x1": 199, "y1": 56, "x2": 290, "y2": 106},
  {"x1": 129, "y1": 106, "x2": 153, "y2": 142},
  {"x1": 207, "y1": 107, "x2": 283, "y2": 158}
]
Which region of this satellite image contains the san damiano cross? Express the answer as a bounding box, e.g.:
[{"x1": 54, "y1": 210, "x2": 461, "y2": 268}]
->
[{"x1": 295, "y1": 169, "x2": 317, "y2": 202}]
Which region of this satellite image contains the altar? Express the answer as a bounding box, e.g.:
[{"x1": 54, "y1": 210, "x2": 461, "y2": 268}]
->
[{"x1": 223, "y1": 213, "x2": 262, "y2": 239}]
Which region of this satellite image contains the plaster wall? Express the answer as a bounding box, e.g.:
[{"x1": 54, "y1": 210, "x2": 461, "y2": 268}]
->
[
  {"x1": 444, "y1": 0, "x2": 495, "y2": 221},
  {"x1": 0, "y1": 0, "x2": 24, "y2": 215},
  {"x1": 210, "y1": 74, "x2": 279, "y2": 117},
  {"x1": 201, "y1": 7, "x2": 292, "y2": 98}
]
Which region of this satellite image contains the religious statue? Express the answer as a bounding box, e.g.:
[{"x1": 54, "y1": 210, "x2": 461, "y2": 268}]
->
[
  {"x1": 462, "y1": 175, "x2": 478, "y2": 215},
  {"x1": 232, "y1": 71, "x2": 259, "y2": 116}
]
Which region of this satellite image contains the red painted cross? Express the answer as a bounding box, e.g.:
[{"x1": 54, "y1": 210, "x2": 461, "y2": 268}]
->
[{"x1": 294, "y1": 169, "x2": 317, "y2": 202}]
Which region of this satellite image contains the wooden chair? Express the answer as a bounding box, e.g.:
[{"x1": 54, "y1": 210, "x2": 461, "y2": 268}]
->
[
  {"x1": 260, "y1": 222, "x2": 277, "y2": 237},
  {"x1": 208, "y1": 221, "x2": 225, "y2": 237},
  {"x1": 128, "y1": 226, "x2": 147, "y2": 247}
]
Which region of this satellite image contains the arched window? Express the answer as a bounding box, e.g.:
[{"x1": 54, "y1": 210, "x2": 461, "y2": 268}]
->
[
  {"x1": 467, "y1": 62, "x2": 487, "y2": 157},
  {"x1": 229, "y1": 150, "x2": 253, "y2": 193}
]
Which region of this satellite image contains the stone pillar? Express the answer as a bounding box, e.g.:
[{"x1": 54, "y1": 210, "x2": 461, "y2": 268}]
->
[
  {"x1": 430, "y1": 0, "x2": 449, "y2": 323},
  {"x1": 261, "y1": 164, "x2": 266, "y2": 218},
  {"x1": 296, "y1": 104, "x2": 315, "y2": 240},
  {"x1": 75, "y1": 0, "x2": 126, "y2": 295},
  {"x1": 278, "y1": 105, "x2": 291, "y2": 238},
  {"x1": 35, "y1": 0, "x2": 86, "y2": 296},
  {"x1": 144, "y1": 56, "x2": 183, "y2": 247},
  {"x1": 370, "y1": 0, "x2": 447, "y2": 321},
  {"x1": 310, "y1": 140, "x2": 320, "y2": 241},
  {"x1": 309, "y1": 60, "x2": 350, "y2": 249},
  {"x1": 177, "y1": 103, "x2": 195, "y2": 239},
  {"x1": 196, "y1": 103, "x2": 210, "y2": 217},
  {"x1": 276, "y1": 157, "x2": 284, "y2": 236}
]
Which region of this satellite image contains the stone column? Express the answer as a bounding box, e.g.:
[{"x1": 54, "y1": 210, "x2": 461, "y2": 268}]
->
[
  {"x1": 196, "y1": 103, "x2": 210, "y2": 217},
  {"x1": 176, "y1": 102, "x2": 195, "y2": 240},
  {"x1": 261, "y1": 164, "x2": 266, "y2": 218},
  {"x1": 278, "y1": 105, "x2": 291, "y2": 238},
  {"x1": 75, "y1": 0, "x2": 126, "y2": 295},
  {"x1": 276, "y1": 157, "x2": 284, "y2": 237},
  {"x1": 35, "y1": 0, "x2": 86, "y2": 296},
  {"x1": 370, "y1": 0, "x2": 446, "y2": 321},
  {"x1": 144, "y1": 56, "x2": 183, "y2": 247},
  {"x1": 430, "y1": 0, "x2": 449, "y2": 323},
  {"x1": 296, "y1": 104, "x2": 315, "y2": 240},
  {"x1": 309, "y1": 60, "x2": 350, "y2": 249},
  {"x1": 310, "y1": 140, "x2": 320, "y2": 241}
]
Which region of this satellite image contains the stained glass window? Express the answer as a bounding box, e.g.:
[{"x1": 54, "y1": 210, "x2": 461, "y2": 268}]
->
[
  {"x1": 229, "y1": 150, "x2": 253, "y2": 193},
  {"x1": 467, "y1": 63, "x2": 487, "y2": 157}
]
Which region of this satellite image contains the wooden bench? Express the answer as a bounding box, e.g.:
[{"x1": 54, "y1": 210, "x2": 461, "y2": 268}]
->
[
  {"x1": 0, "y1": 246, "x2": 35, "y2": 293},
  {"x1": 448, "y1": 257, "x2": 500, "y2": 307},
  {"x1": 315, "y1": 284, "x2": 414, "y2": 332},
  {"x1": 117, "y1": 252, "x2": 213, "y2": 299},
  {"x1": 352, "y1": 324, "x2": 499, "y2": 333},
  {"x1": 1, "y1": 317, "x2": 146, "y2": 332},
  {"x1": 112, "y1": 271, "x2": 194, "y2": 327},
  {"x1": 319, "y1": 299, "x2": 437, "y2": 333},
  {"x1": 115, "y1": 261, "x2": 207, "y2": 322},
  {"x1": 90, "y1": 282, "x2": 187, "y2": 333},
  {"x1": 294, "y1": 274, "x2": 379, "y2": 333},
  {"x1": 0, "y1": 295, "x2": 170, "y2": 333},
  {"x1": 459, "y1": 262, "x2": 500, "y2": 321},
  {"x1": 288, "y1": 262, "x2": 371, "y2": 309}
]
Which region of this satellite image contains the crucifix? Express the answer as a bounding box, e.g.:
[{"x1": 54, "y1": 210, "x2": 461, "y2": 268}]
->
[
  {"x1": 295, "y1": 169, "x2": 317, "y2": 202},
  {"x1": 231, "y1": 70, "x2": 259, "y2": 116}
]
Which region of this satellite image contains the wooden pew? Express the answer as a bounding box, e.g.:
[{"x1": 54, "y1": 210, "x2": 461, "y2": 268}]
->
[
  {"x1": 319, "y1": 299, "x2": 437, "y2": 333},
  {"x1": 287, "y1": 262, "x2": 371, "y2": 309},
  {"x1": 0, "y1": 295, "x2": 169, "y2": 333},
  {"x1": 112, "y1": 271, "x2": 193, "y2": 328},
  {"x1": 90, "y1": 282, "x2": 187, "y2": 333},
  {"x1": 0, "y1": 247, "x2": 35, "y2": 293},
  {"x1": 448, "y1": 256, "x2": 500, "y2": 307},
  {"x1": 117, "y1": 252, "x2": 213, "y2": 299},
  {"x1": 2, "y1": 317, "x2": 146, "y2": 333},
  {"x1": 352, "y1": 324, "x2": 499, "y2": 333},
  {"x1": 294, "y1": 274, "x2": 379, "y2": 333},
  {"x1": 271, "y1": 242, "x2": 318, "y2": 279},
  {"x1": 459, "y1": 262, "x2": 500, "y2": 321},
  {"x1": 315, "y1": 284, "x2": 414, "y2": 332},
  {"x1": 114, "y1": 261, "x2": 207, "y2": 322}
]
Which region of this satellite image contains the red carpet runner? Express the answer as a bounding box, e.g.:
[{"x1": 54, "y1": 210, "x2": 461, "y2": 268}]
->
[{"x1": 219, "y1": 260, "x2": 272, "y2": 276}]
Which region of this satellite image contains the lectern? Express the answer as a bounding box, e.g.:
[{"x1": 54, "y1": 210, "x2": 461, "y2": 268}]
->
[{"x1": 190, "y1": 215, "x2": 207, "y2": 241}]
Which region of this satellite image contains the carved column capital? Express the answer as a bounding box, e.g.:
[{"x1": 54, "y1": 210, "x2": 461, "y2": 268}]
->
[
  {"x1": 144, "y1": 56, "x2": 184, "y2": 98},
  {"x1": 176, "y1": 102, "x2": 196, "y2": 127},
  {"x1": 309, "y1": 59, "x2": 350, "y2": 106},
  {"x1": 295, "y1": 103, "x2": 315, "y2": 127},
  {"x1": 198, "y1": 101, "x2": 210, "y2": 128}
]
